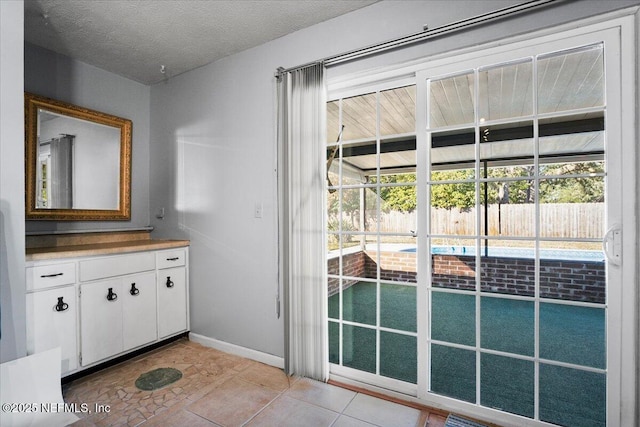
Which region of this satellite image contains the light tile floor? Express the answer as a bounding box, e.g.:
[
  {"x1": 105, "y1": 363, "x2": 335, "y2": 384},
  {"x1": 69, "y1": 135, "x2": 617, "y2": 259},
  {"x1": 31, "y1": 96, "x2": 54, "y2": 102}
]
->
[{"x1": 63, "y1": 338, "x2": 449, "y2": 427}]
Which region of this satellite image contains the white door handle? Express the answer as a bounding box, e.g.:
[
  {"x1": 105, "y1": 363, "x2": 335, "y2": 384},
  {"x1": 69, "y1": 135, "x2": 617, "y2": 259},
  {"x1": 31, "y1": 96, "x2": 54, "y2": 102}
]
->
[{"x1": 602, "y1": 224, "x2": 622, "y2": 266}]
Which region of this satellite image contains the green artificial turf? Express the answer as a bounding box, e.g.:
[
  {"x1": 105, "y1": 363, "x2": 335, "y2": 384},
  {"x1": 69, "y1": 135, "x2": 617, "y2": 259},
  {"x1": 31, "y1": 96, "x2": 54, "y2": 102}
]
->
[{"x1": 329, "y1": 282, "x2": 606, "y2": 426}]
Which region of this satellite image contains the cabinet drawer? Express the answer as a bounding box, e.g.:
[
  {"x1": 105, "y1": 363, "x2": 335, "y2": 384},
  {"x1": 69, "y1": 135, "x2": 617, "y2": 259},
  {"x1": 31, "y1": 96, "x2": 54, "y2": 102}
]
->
[
  {"x1": 26, "y1": 262, "x2": 76, "y2": 291},
  {"x1": 156, "y1": 249, "x2": 186, "y2": 269},
  {"x1": 79, "y1": 252, "x2": 155, "y2": 282}
]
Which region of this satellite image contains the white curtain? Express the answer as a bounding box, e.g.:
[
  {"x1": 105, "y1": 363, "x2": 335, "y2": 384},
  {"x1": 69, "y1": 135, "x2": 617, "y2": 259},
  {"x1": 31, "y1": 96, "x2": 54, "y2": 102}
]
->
[
  {"x1": 50, "y1": 135, "x2": 74, "y2": 209},
  {"x1": 277, "y1": 63, "x2": 328, "y2": 380}
]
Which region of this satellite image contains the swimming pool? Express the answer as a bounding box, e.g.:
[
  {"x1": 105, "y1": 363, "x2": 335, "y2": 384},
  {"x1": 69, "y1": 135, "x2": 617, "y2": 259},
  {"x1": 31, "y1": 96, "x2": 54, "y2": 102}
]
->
[{"x1": 400, "y1": 245, "x2": 605, "y2": 262}]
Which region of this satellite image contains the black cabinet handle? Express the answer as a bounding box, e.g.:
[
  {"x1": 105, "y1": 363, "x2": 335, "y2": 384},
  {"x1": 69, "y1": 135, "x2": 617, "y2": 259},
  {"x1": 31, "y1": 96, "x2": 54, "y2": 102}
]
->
[
  {"x1": 107, "y1": 287, "x2": 118, "y2": 301},
  {"x1": 41, "y1": 272, "x2": 63, "y2": 278},
  {"x1": 130, "y1": 283, "x2": 139, "y2": 296},
  {"x1": 55, "y1": 296, "x2": 69, "y2": 312},
  {"x1": 166, "y1": 257, "x2": 179, "y2": 261},
  {"x1": 165, "y1": 276, "x2": 174, "y2": 288}
]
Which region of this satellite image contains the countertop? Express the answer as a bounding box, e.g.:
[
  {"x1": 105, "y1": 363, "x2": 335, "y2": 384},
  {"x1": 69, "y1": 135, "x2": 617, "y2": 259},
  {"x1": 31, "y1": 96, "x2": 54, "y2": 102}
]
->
[{"x1": 26, "y1": 239, "x2": 190, "y2": 261}]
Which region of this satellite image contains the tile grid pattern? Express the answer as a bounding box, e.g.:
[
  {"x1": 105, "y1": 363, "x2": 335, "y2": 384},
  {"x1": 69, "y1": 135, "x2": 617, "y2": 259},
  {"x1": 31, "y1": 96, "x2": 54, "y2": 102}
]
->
[{"x1": 63, "y1": 339, "x2": 449, "y2": 427}]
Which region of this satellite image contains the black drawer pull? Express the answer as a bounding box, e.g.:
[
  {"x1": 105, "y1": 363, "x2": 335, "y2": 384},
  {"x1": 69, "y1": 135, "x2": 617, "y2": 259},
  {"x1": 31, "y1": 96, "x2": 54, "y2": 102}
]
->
[
  {"x1": 107, "y1": 287, "x2": 118, "y2": 301},
  {"x1": 166, "y1": 257, "x2": 179, "y2": 261},
  {"x1": 41, "y1": 272, "x2": 63, "y2": 278},
  {"x1": 130, "y1": 283, "x2": 139, "y2": 296},
  {"x1": 165, "y1": 276, "x2": 174, "y2": 288},
  {"x1": 55, "y1": 297, "x2": 69, "y2": 312}
]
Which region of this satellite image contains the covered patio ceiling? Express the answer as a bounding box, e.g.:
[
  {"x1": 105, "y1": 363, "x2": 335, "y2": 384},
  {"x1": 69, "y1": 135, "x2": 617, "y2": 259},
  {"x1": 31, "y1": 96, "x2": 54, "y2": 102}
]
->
[{"x1": 327, "y1": 44, "x2": 605, "y2": 177}]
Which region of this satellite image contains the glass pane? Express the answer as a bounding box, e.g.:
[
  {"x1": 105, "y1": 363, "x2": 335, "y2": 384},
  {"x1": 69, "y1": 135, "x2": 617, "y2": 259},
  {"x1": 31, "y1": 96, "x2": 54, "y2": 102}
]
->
[
  {"x1": 368, "y1": 242, "x2": 417, "y2": 284},
  {"x1": 337, "y1": 234, "x2": 369, "y2": 280},
  {"x1": 327, "y1": 100, "x2": 340, "y2": 143},
  {"x1": 540, "y1": 303, "x2": 605, "y2": 368},
  {"x1": 381, "y1": 283, "x2": 416, "y2": 332},
  {"x1": 430, "y1": 128, "x2": 475, "y2": 167},
  {"x1": 371, "y1": 176, "x2": 416, "y2": 234},
  {"x1": 342, "y1": 324, "x2": 376, "y2": 374},
  {"x1": 539, "y1": 364, "x2": 606, "y2": 427},
  {"x1": 538, "y1": 112, "x2": 604, "y2": 159},
  {"x1": 342, "y1": 93, "x2": 377, "y2": 141},
  {"x1": 338, "y1": 142, "x2": 370, "y2": 186},
  {"x1": 339, "y1": 187, "x2": 377, "y2": 233},
  {"x1": 538, "y1": 44, "x2": 604, "y2": 114},
  {"x1": 486, "y1": 164, "x2": 534, "y2": 180},
  {"x1": 480, "y1": 240, "x2": 535, "y2": 298},
  {"x1": 429, "y1": 72, "x2": 475, "y2": 128},
  {"x1": 430, "y1": 165, "x2": 475, "y2": 182},
  {"x1": 481, "y1": 354, "x2": 534, "y2": 418},
  {"x1": 480, "y1": 121, "x2": 533, "y2": 161},
  {"x1": 430, "y1": 183, "x2": 477, "y2": 235},
  {"x1": 342, "y1": 281, "x2": 376, "y2": 326},
  {"x1": 481, "y1": 297, "x2": 534, "y2": 356},
  {"x1": 431, "y1": 291, "x2": 475, "y2": 346},
  {"x1": 329, "y1": 321, "x2": 339, "y2": 364},
  {"x1": 380, "y1": 332, "x2": 416, "y2": 383},
  {"x1": 539, "y1": 247, "x2": 605, "y2": 304},
  {"x1": 327, "y1": 278, "x2": 340, "y2": 319},
  {"x1": 539, "y1": 177, "x2": 604, "y2": 239},
  {"x1": 480, "y1": 180, "x2": 535, "y2": 237},
  {"x1": 540, "y1": 158, "x2": 604, "y2": 178},
  {"x1": 431, "y1": 344, "x2": 476, "y2": 403},
  {"x1": 380, "y1": 85, "x2": 416, "y2": 136},
  {"x1": 478, "y1": 60, "x2": 533, "y2": 121},
  {"x1": 379, "y1": 144, "x2": 416, "y2": 174},
  {"x1": 431, "y1": 238, "x2": 476, "y2": 292}
]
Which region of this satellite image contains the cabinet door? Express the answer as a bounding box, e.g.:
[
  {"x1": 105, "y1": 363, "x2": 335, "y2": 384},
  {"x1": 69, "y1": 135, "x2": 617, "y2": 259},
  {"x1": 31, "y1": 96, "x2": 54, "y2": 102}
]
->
[
  {"x1": 122, "y1": 272, "x2": 157, "y2": 351},
  {"x1": 80, "y1": 279, "x2": 122, "y2": 366},
  {"x1": 157, "y1": 267, "x2": 187, "y2": 339},
  {"x1": 26, "y1": 286, "x2": 78, "y2": 374}
]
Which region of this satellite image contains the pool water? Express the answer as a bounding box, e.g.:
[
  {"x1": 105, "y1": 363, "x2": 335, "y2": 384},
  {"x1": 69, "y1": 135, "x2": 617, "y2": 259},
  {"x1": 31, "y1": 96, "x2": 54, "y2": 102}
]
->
[{"x1": 401, "y1": 245, "x2": 605, "y2": 262}]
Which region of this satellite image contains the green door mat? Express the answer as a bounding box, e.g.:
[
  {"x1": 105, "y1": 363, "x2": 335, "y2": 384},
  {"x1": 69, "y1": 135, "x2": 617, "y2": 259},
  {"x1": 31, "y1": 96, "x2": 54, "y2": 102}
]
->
[{"x1": 135, "y1": 367, "x2": 183, "y2": 391}]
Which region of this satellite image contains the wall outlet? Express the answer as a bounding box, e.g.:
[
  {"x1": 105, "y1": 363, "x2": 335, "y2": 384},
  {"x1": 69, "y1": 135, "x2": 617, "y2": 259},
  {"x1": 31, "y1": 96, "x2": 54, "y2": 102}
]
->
[
  {"x1": 155, "y1": 207, "x2": 165, "y2": 219},
  {"x1": 254, "y1": 202, "x2": 263, "y2": 218}
]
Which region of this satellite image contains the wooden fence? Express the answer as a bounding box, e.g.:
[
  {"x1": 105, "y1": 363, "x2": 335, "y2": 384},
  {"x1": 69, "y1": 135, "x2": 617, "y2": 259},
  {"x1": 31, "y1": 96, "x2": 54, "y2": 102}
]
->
[{"x1": 372, "y1": 203, "x2": 604, "y2": 238}]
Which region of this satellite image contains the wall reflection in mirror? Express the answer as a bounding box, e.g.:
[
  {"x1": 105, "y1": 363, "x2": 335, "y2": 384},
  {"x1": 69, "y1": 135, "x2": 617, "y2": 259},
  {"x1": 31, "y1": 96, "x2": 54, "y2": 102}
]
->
[
  {"x1": 37, "y1": 109, "x2": 121, "y2": 209},
  {"x1": 25, "y1": 93, "x2": 132, "y2": 220}
]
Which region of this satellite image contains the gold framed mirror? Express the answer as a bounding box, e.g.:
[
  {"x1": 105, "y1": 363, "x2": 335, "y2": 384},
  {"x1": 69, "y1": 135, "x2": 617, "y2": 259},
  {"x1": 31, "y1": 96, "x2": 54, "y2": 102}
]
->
[{"x1": 25, "y1": 93, "x2": 132, "y2": 220}]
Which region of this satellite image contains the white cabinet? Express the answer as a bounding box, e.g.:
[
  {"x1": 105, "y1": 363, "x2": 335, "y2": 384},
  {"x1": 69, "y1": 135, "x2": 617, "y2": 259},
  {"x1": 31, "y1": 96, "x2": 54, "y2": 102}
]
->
[
  {"x1": 80, "y1": 278, "x2": 122, "y2": 366},
  {"x1": 123, "y1": 272, "x2": 157, "y2": 350},
  {"x1": 158, "y1": 267, "x2": 187, "y2": 339},
  {"x1": 156, "y1": 248, "x2": 188, "y2": 339},
  {"x1": 80, "y1": 272, "x2": 157, "y2": 366},
  {"x1": 26, "y1": 245, "x2": 189, "y2": 376},
  {"x1": 26, "y1": 285, "x2": 78, "y2": 374}
]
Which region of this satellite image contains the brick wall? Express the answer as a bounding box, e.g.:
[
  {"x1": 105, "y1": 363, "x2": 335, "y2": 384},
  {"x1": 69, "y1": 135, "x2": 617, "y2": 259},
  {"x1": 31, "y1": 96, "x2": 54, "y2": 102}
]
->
[
  {"x1": 328, "y1": 251, "x2": 366, "y2": 296},
  {"x1": 328, "y1": 250, "x2": 605, "y2": 303}
]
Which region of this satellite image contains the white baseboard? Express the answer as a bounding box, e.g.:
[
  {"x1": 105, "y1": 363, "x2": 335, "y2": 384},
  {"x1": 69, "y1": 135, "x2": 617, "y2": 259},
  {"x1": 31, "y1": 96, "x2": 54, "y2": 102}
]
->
[{"x1": 188, "y1": 332, "x2": 285, "y2": 369}]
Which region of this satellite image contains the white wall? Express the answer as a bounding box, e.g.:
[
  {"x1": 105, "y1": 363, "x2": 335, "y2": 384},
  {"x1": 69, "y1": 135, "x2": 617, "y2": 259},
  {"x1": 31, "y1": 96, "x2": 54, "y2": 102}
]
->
[
  {"x1": 0, "y1": 0, "x2": 25, "y2": 362},
  {"x1": 149, "y1": 0, "x2": 638, "y2": 360},
  {"x1": 24, "y1": 43, "x2": 151, "y2": 232}
]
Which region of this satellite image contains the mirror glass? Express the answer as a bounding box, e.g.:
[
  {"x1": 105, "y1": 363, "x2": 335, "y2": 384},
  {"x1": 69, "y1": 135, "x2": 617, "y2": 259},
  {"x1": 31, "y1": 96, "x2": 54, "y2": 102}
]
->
[{"x1": 25, "y1": 93, "x2": 131, "y2": 220}]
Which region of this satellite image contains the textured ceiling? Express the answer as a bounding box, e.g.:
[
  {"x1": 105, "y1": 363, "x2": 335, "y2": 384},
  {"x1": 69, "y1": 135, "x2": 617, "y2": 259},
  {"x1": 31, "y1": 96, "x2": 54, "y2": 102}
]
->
[{"x1": 24, "y1": 0, "x2": 377, "y2": 85}]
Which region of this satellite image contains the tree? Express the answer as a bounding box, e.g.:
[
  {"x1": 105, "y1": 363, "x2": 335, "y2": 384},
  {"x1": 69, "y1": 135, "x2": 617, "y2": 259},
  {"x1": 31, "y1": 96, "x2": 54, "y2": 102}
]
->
[
  {"x1": 430, "y1": 170, "x2": 475, "y2": 210},
  {"x1": 371, "y1": 173, "x2": 417, "y2": 212}
]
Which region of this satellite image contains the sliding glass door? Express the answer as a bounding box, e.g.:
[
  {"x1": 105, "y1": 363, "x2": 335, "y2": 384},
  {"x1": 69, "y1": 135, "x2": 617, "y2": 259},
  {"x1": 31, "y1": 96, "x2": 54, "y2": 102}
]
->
[
  {"x1": 421, "y1": 39, "x2": 613, "y2": 426},
  {"x1": 328, "y1": 20, "x2": 631, "y2": 427},
  {"x1": 327, "y1": 85, "x2": 419, "y2": 394}
]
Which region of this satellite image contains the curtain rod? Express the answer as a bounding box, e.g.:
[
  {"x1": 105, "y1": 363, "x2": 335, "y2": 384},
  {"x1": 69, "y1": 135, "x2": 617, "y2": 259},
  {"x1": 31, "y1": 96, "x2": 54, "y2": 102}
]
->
[{"x1": 276, "y1": 0, "x2": 560, "y2": 77}]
